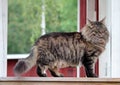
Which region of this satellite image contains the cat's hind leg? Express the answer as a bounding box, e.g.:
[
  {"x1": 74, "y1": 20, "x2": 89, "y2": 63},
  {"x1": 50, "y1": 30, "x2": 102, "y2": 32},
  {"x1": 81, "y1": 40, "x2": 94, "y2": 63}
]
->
[
  {"x1": 48, "y1": 67, "x2": 64, "y2": 77},
  {"x1": 36, "y1": 65, "x2": 47, "y2": 77}
]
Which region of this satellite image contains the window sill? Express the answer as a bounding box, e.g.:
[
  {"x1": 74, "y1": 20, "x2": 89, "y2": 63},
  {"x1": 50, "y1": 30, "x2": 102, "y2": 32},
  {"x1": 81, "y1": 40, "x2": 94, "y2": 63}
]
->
[
  {"x1": 7, "y1": 54, "x2": 29, "y2": 59},
  {"x1": 0, "y1": 77, "x2": 120, "y2": 85}
]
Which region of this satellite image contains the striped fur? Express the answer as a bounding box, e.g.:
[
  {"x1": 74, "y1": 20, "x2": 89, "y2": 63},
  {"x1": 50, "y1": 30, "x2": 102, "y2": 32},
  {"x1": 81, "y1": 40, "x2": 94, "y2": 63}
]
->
[{"x1": 14, "y1": 19, "x2": 109, "y2": 77}]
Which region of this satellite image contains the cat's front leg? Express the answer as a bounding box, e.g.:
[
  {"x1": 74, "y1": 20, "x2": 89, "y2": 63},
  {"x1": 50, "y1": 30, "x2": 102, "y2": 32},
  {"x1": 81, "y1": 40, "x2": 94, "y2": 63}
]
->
[{"x1": 82, "y1": 57, "x2": 98, "y2": 77}]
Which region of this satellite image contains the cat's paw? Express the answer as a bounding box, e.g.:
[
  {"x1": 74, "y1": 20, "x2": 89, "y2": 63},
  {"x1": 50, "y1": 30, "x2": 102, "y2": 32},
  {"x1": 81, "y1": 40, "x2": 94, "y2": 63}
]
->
[
  {"x1": 41, "y1": 74, "x2": 47, "y2": 77},
  {"x1": 92, "y1": 74, "x2": 98, "y2": 77},
  {"x1": 86, "y1": 73, "x2": 98, "y2": 77},
  {"x1": 59, "y1": 74, "x2": 64, "y2": 77},
  {"x1": 37, "y1": 73, "x2": 47, "y2": 77}
]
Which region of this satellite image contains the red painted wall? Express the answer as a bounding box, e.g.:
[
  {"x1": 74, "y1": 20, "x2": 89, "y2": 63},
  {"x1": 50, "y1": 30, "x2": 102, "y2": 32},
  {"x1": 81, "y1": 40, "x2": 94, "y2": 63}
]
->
[
  {"x1": 79, "y1": 0, "x2": 87, "y2": 77},
  {"x1": 80, "y1": 0, "x2": 86, "y2": 29},
  {"x1": 7, "y1": 60, "x2": 37, "y2": 77},
  {"x1": 7, "y1": 60, "x2": 77, "y2": 77},
  {"x1": 95, "y1": 0, "x2": 99, "y2": 76}
]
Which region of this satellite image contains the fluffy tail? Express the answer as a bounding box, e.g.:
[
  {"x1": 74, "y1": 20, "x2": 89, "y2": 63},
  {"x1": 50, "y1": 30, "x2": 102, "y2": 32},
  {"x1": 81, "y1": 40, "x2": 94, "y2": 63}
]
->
[{"x1": 13, "y1": 46, "x2": 38, "y2": 76}]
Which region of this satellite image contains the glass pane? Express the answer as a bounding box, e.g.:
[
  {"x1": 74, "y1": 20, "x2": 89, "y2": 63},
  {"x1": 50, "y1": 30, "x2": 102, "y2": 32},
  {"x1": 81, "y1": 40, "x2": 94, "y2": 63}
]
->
[{"x1": 8, "y1": 0, "x2": 77, "y2": 54}]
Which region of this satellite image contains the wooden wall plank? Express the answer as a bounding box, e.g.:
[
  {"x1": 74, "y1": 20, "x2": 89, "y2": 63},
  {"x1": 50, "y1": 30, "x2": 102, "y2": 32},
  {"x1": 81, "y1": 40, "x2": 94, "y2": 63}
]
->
[{"x1": 1, "y1": 78, "x2": 120, "y2": 85}]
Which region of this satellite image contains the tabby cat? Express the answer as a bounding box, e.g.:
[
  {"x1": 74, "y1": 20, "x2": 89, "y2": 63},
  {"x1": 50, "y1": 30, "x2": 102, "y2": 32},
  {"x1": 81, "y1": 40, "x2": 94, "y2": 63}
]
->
[{"x1": 14, "y1": 18, "x2": 109, "y2": 77}]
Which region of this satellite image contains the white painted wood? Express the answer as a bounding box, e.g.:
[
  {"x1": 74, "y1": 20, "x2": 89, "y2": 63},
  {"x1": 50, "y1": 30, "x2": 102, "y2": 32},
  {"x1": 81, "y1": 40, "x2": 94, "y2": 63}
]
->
[
  {"x1": 105, "y1": 0, "x2": 112, "y2": 78},
  {"x1": 99, "y1": 0, "x2": 108, "y2": 77},
  {"x1": 41, "y1": 0, "x2": 46, "y2": 35},
  {"x1": 77, "y1": 0, "x2": 80, "y2": 32},
  {"x1": 86, "y1": 0, "x2": 96, "y2": 22},
  {"x1": 101, "y1": 0, "x2": 120, "y2": 78},
  {"x1": 0, "y1": 0, "x2": 4, "y2": 77},
  {"x1": 93, "y1": 0, "x2": 112, "y2": 78},
  {"x1": 7, "y1": 54, "x2": 29, "y2": 59},
  {"x1": 0, "y1": 0, "x2": 7, "y2": 77},
  {"x1": 76, "y1": 0, "x2": 80, "y2": 78},
  {"x1": 99, "y1": 0, "x2": 106, "y2": 20},
  {"x1": 111, "y1": 0, "x2": 120, "y2": 78}
]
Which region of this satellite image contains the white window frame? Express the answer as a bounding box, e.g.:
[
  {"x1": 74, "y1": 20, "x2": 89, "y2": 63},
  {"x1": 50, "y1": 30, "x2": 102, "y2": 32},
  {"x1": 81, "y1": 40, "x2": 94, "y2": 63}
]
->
[
  {"x1": 99, "y1": 0, "x2": 111, "y2": 78},
  {"x1": 0, "y1": 0, "x2": 7, "y2": 77},
  {"x1": 3, "y1": 0, "x2": 120, "y2": 78},
  {"x1": 77, "y1": 0, "x2": 80, "y2": 78},
  {"x1": 1, "y1": 0, "x2": 80, "y2": 77},
  {"x1": 99, "y1": 0, "x2": 120, "y2": 78},
  {"x1": 110, "y1": 0, "x2": 120, "y2": 78}
]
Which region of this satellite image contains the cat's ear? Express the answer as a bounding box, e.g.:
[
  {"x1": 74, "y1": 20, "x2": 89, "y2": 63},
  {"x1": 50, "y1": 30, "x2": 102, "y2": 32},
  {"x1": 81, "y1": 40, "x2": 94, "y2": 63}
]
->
[
  {"x1": 87, "y1": 19, "x2": 93, "y2": 25},
  {"x1": 100, "y1": 17, "x2": 106, "y2": 24}
]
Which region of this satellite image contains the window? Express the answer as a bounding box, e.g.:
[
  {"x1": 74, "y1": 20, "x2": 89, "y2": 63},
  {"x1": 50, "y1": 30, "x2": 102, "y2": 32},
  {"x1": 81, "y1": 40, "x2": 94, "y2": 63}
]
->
[
  {"x1": 1, "y1": 0, "x2": 115, "y2": 78},
  {"x1": 7, "y1": 0, "x2": 78, "y2": 77}
]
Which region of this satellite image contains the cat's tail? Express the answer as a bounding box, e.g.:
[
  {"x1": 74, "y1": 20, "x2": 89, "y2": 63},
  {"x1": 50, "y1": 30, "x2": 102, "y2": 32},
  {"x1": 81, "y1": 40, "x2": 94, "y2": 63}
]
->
[{"x1": 13, "y1": 46, "x2": 38, "y2": 76}]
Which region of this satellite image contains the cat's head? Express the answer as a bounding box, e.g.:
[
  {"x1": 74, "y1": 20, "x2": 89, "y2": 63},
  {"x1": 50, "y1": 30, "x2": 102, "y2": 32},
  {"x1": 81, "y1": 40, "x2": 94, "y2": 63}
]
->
[
  {"x1": 81, "y1": 18, "x2": 109, "y2": 44},
  {"x1": 87, "y1": 18, "x2": 106, "y2": 30}
]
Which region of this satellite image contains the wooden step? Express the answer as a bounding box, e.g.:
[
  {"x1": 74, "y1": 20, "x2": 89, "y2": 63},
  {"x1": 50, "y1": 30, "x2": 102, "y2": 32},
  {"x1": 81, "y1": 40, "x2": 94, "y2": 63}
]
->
[{"x1": 0, "y1": 77, "x2": 120, "y2": 85}]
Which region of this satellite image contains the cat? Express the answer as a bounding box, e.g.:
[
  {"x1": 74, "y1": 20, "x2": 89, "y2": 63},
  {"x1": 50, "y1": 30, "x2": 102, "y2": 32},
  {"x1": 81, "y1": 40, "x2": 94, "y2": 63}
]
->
[{"x1": 14, "y1": 18, "x2": 109, "y2": 77}]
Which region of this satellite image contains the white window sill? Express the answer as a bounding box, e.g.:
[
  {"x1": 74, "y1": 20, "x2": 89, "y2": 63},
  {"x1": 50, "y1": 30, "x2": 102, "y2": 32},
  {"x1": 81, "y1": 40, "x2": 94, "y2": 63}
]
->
[{"x1": 7, "y1": 54, "x2": 29, "y2": 59}]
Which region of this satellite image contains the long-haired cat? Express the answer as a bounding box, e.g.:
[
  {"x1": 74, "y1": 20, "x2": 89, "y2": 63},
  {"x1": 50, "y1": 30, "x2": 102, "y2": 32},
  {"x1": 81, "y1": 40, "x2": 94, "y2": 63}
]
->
[{"x1": 14, "y1": 18, "x2": 109, "y2": 77}]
